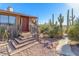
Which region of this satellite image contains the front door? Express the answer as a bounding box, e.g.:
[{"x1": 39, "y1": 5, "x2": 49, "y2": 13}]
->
[{"x1": 21, "y1": 16, "x2": 29, "y2": 32}]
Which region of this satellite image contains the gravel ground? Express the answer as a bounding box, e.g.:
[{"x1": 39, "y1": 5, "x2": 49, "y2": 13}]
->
[
  {"x1": 13, "y1": 43, "x2": 59, "y2": 56},
  {"x1": 0, "y1": 43, "x2": 8, "y2": 56},
  {"x1": 0, "y1": 39, "x2": 59, "y2": 56}
]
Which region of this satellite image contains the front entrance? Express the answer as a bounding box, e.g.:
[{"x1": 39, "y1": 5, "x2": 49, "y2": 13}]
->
[{"x1": 21, "y1": 16, "x2": 29, "y2": 32}]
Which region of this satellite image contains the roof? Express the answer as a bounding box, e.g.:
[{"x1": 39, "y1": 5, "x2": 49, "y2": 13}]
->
[{"x1": 0, "y1": 9, "x2": 37, "y2": 18}]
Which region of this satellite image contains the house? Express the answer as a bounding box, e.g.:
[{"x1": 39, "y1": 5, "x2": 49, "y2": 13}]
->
[
  {"x1": 0, "y1": 7, "x2": 39, "y2": 55},
  {"x1": 0, "y1": 7, "x2": 38, "y2": 38}
]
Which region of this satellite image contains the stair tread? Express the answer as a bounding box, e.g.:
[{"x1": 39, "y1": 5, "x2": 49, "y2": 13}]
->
[
  {"x1": 18, "y1": 36, "x2": 32, "y2": 40},
  {"x1": 20, "y1": 32, "x2": 32, "y2": 38},
  {"x1": 11, "y1": 39, "x2": 36, "y2": 48},
  {"x1": 7, "y1": 32, "x2": 38, "y2": 55},
  {"x1": 7, "y1": 41, "x2": 16, "y2": 53},
  {"x1": 15, "y1": 37, "x2": 34, "y2": 44},
  {"x1": 10, "y1": 41, "x2": 38, "y2": 55}
]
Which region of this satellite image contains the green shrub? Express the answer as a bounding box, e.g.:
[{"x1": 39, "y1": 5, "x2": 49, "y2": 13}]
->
[
  {"x1": 0, "y1": 27, "x2": 9, "y2": 41},
  {"x1": 0, "y1": 27, "x2": 5, "y2": 39},
  {"x1": 68, "y1": 22, "x2": 79, "y2": 41},
  {"x1": 0, "y1": 27, "x2": 5, "y2": 35},
  {"x1": 39, "y1": 22, "x2": 60, "y2": 38},
  {"x1": 39, "y1": 24, "x2": 49, "y2": 34},
  {"x1": 48, "y1": 25, "x2": 59, "y2": 38}
]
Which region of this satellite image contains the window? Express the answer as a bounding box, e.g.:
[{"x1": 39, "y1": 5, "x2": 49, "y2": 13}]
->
[
  {"x1": 0, "y1": 15, "x2": 16, "y2": 25},
  {"x1": 9, "y1": 16, "x2": 16, "y2": 25},
  {"x1": 0, "y1": 15, "x2": 8, "y2": 24}
]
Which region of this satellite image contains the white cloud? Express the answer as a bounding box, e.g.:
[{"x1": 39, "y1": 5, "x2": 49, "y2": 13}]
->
[
  {"x1": 66, "y1": 3, "x2": 79, "y2": 17},
  {"x1": 67, "y1": 3, "x2": 79, "y2": 8}
]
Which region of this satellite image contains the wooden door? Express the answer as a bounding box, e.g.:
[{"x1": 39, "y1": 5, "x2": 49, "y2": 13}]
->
[{"x1": 21, "y1": 16, "x2": 29, "y2": 32}]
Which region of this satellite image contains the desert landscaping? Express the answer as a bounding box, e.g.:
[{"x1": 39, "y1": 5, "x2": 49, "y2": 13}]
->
[{"x1": 0, "y1": 4, "x2": 79, "y2": 56}]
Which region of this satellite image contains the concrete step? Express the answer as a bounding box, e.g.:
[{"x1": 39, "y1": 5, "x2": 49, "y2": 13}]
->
[
  {"x1": 15, "y1": 37, "x2": 34, "y2": 44},
  {"x1": 11, "y1": 39, "x2": 36, "y2": 49},
  {"x1": 18, "y1": 35, "x2": 32, "y2": 40},
  {"x1": 20, "y1": 32, "x2": 32, "y2": 37},
  {"x1": 10, "y1": 41, "x2": 38, "y2": 55},
  {"x1": 7, "y1": 32, "x2": 38, "y2": 55},
  {"x1": 7, "y1": 41, "x2": 16, "y2": 53}
]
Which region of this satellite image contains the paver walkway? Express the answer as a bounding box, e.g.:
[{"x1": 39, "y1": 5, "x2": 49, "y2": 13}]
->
[
  {"x1": 71, "y1": 45, "x2": 79, "y2": 56},
  {"x1": 56, "y1": 37, "x2": 75, "y2": 56}
]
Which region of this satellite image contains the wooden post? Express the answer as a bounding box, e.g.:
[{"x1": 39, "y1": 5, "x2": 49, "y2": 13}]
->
[
  {"x1": 36, "y1": 18, "x2": 40, "y2": 42},
  {"x1": 0, "y1": 15, "x2": 1, "y2": 25},
  {"x1": 19, "y1": 17, "x2": 22, "y2": 33},
  {"x1": 7, "y1": 15, "x2": 10, "y2": 39},
  {"x1": 8, "y1": 15, "x2": 9, "y2": 26}
]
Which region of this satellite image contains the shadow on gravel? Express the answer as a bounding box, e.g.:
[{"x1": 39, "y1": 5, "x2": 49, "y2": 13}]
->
[
  {"x1": 40, "y1": 38, "x2": 60, "y2": 48},
  {"x1": 60, "y1": 44, "x2": 75, "y2": 56}
]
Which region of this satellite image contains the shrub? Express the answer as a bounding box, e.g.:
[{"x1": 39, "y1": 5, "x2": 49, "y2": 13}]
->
[
  {"x1": 39, "y1": 22, "x2": 60, "y2": 38},
  {"x1": 39, "y1": 24, "x2": 49, "y2": 34},
  {"x1": 0, "y1": 27, "x2": 9, "y2": 41},
  {"x1": 0, "y1": 27, "x2": 5, "y2": 35},
  {"x1": 68, "y1": 22, "x2": 79, "y2": 41},
  {"x1": 48, "y1": 25, "x2": 59, "y2": 38},
  {"x1": 0, "y1": 27, "x2": 5, "y2": 39}
]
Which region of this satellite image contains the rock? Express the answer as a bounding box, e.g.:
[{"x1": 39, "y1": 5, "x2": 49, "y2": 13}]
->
[
  {"x1": 47, "y1": 44, "x2": 53, "y2": 49},
  {"x1": 47, "y1": 42, "x2": 53, "y2": 49}
]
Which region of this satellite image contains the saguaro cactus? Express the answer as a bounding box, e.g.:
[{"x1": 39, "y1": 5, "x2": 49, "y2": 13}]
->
[
  {"x1": 58, "y1": 14, "x2": 64, "y2": 37},
  {"x1": 67, "y1": 9, "x2": 70, "y2": 31},
  {"x1": 71, "y1": 8, "x2": 75, "y2": 25},
  {"x1": 55, "y1": 21, "x2": 58, "y2": 25},
  {"x1": 52, "y1": 14, "x2": 54, "y2": 25},
  {"x1": 49, "y1": 19, "x2": 52, "y2": 26}
]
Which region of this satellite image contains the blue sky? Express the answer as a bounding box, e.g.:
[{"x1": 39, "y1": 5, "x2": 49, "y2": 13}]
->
[{"x1": 0, "y1": 3, "x2": 79, "y2": 25}]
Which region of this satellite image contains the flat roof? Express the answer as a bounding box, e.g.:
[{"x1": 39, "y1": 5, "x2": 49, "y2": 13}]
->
[{"x1": 0, "y1": 9, "x2": 37, "y2": 18}]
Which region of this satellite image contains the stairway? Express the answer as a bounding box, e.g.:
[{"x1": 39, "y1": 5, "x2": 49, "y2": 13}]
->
[{"x1": 7, "y1": 32, "x2": 38, "y2": 55}]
